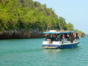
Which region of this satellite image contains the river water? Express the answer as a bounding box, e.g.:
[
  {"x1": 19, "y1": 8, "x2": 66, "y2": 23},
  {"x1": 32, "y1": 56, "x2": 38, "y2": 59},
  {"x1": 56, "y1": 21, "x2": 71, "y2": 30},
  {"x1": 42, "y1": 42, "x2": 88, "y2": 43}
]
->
[{"x1": 0, "y1": 35, "x2": 88, "y2": 66}]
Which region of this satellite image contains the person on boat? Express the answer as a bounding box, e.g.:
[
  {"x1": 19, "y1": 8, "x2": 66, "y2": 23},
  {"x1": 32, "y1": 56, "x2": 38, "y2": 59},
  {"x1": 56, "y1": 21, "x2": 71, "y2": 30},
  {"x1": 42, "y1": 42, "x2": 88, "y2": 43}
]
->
[
  {"x1": 74, "y1": 33, "x2": 76, "y2": 40},
  {"x1": 76, "y1": 33, "x2": 79, "y2": 39},
  {"x1": 61, "y1": 34, "x2": 65, "y2": 44},
  {"x1": 64, "y1": 34, "x2": 68, "y2": 41},
  {"x1": 62, "y1": 34, "x2": 65, "y2": 39},
  {"x1": 45, "y1": 34, "x2": 49, "y2": 41},
  {"x1": 71, "y1": 33, "x2": 75, "y2": 43},
  {"x1": 65, "y1": 34, "x2": 67, "y2": 39},
  {"x1": 57, "y1": 34, "x2": 60, "y2": 41},
  {"x1": 67, "y1": 34, "x2": 69, "y2": 40},
  {"x1": 49, "y1": 35, "x2": 53, "y2": 42},
  {"x1": 69, "y1": 33, "x2": 71, "y2": 41},
  {"x1": 45, "y1": 34, "x2": 47, "y2": 41},
  {"x1": 53, "y1": 34, "x2": 57, "y2": 41},
  {"x1": 56, "y1": 34, "x2": 58, "y2": 41},
  {"x1": 60, "y1": 34, "x2": 62, "y2": 41}
]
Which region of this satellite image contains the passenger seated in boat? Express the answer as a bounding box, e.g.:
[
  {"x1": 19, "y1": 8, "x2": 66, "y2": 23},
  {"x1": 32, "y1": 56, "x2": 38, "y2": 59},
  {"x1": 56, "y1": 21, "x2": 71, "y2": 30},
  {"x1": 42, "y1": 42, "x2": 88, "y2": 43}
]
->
[
  {"x1": 65, "y1": 34, "x2": 67, "y2": 38},
  {"x1": 60, "y1": 34, "x2": 62, "y2": 41},
  {"x1": 67, "y1": 34, "x2": 69, "y2": 40},
  {"x1": 64, "y1": 34, "x2": 68, "y2": 41},
  {"x1": 62, "y1": 34, "x2": 65, "y2": 39},
  {"x1": 45, "y1": 34, "x2": 50, "y2": 41},
  {"x1": 69, "y1": 33, "x2": 71, "y2": 41},
  {"x1": 49, "y1": 35, "x2": 53, "y2": 42},
  {"x1": 57, "y1": 34, "x2": 60, "y2": 41},
  {"x1": 53, "y1": 34, "x2": 57, "y2": 41}
]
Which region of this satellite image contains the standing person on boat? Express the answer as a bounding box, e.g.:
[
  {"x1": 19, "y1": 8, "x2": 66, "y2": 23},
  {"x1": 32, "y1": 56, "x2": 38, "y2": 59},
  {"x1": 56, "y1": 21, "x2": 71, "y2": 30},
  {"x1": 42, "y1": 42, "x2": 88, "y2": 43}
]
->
[
  {"x1": 64, "y1": 34, "x2": 68, "y2": 41},
  {"x1": 71, "y1": 33, "x2": 75, "y2": 43},
  {"x1": 71, "y1": 33, "x2": 72, "y2": 43},
  {"x1": 76, "y1": 33, "x2": 79, "y2": 39},
  {"x1": 61, "y1": 34, "x2": 65, "y2": 43},
  {"x1": 45, "y1": 34, "x2": 49, "y2": 41}
]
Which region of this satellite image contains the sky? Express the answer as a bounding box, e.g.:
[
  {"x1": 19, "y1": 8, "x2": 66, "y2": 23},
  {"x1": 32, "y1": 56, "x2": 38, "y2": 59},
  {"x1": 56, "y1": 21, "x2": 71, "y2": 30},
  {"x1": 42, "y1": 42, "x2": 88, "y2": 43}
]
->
[{"x1": 33, "y1": 0, "x2": 88, "y2": 34}]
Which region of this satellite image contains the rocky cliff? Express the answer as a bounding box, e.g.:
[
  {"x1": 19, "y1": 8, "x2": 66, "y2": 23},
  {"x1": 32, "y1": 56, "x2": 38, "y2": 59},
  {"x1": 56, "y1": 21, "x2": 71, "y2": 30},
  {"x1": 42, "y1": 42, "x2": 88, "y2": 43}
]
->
[
  {"x1": 78, "y1": 32, "x2": 86, "y2": 37},
  {"x1": 0, "y1": 29, "x2": 86, "y2": 39},
  {"x1": 0, "y1": 29, "x2": 44, "y2": 39}
]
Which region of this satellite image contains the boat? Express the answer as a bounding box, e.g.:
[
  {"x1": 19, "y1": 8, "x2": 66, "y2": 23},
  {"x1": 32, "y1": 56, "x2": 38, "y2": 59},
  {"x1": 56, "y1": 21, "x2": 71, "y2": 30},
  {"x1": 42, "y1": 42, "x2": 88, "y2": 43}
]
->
[{"x1": 42, "y1": 30, "x2": 80, "y2": 49}]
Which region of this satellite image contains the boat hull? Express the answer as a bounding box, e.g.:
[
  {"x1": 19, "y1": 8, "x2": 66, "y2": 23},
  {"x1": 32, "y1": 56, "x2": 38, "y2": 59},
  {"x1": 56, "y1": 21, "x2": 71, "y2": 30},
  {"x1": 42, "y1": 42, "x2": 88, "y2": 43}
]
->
[{"x1": 42, "y1": 42, "x2": 80, "y2": 49}]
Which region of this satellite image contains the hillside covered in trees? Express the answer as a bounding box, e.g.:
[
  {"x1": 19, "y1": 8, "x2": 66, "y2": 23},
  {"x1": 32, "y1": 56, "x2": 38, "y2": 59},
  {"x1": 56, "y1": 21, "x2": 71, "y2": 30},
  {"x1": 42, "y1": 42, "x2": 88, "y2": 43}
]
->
[{"x1": 0, "y1": 0, "x2": 86, "y2": 38}]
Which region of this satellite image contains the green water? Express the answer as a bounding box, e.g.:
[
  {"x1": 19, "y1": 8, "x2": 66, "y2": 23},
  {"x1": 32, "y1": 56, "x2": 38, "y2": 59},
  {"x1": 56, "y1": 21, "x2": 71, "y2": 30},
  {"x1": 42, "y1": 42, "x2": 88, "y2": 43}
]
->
[{"x1": 0, "y1": 36, "x2": 88, "y2": 66}]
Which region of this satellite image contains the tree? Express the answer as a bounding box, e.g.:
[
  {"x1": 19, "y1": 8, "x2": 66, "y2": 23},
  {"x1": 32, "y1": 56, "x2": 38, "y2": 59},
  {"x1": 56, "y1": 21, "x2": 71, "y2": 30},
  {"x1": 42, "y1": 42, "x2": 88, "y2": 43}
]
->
[
  {"x1": 67, "y1": 22, "x2": 74, "y2": 31},
  {"x1": 58, "y1": 16, "x2": 67, "y2": 30}
]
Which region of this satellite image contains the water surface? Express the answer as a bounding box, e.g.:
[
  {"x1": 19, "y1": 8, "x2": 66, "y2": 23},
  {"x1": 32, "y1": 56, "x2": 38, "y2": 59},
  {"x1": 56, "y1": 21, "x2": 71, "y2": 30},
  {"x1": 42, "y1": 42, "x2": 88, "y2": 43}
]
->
[{"x1": 0, "y1": 36, "x2": 88, "y2": 66}]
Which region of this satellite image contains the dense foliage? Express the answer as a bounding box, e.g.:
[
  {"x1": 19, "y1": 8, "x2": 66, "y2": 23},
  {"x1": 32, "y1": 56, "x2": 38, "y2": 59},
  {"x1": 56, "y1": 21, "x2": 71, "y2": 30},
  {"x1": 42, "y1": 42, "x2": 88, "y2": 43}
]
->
[
  {"x1": 67, "y1": 22, "x2": 74, "y2": 31},
  {"x1": 0, "y1": 0, "x2": 84, "y2": 35},
  {"x1": 0, "y1": 0, "x2": 70, "y2": 31}
]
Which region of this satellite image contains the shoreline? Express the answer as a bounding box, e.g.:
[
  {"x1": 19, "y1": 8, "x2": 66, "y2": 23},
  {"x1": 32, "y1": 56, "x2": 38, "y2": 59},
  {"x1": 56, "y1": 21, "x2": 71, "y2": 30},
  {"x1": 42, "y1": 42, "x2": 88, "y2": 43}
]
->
[{"x1": 0, "y1": 29, "x2": 86, "y2": 39}]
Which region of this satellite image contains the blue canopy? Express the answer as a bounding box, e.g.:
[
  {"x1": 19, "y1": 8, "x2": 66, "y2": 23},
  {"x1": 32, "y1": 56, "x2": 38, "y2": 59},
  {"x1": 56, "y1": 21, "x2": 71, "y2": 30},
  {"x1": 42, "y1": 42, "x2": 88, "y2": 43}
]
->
[{"x1": 43, "y1": 31, "x2": 77, "y2": 34}]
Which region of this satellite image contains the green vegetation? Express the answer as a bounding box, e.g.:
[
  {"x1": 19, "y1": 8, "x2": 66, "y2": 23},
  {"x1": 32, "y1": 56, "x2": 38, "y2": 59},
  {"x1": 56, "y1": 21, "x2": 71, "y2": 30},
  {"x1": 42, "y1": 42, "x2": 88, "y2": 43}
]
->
[
  {"x1": 0, "y1": 0, "x2": 85, "y2": 37},
  {"x1": 67, "y1": 22, "x2": 74, "y2": 31},
  {"x1": 0, "y1": 0, "x2": 58, "y2": 31},
  {"x1": 73, "y1": 29, "x2": 86, "y2": 37},
  {"x1": 0, "y1": 0, "x2": 70, "y2": 31}
]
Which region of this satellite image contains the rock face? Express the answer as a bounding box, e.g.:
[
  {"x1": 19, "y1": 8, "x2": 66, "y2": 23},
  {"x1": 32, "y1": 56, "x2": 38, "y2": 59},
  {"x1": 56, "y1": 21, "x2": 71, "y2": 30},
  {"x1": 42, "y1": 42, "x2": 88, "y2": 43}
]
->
[
  {"x1": 80, "y1": 33, "x2": 86, "y2": 37},
  {"x1": 78, "y1": 32, "x2": 86, "y2": 37},
  {"x1": 0, "y1": 29, "x2": 44, "y2": 39},
  {"x1": 0, "y1": 29, "x2": 86, "y2": 39}
]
